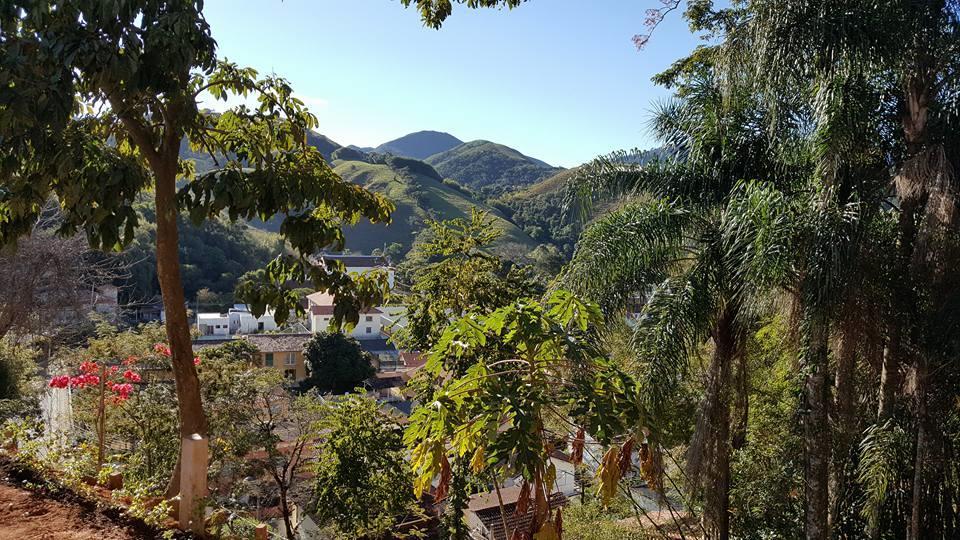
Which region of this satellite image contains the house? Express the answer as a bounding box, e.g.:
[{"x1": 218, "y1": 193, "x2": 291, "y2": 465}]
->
[
  {"x1": 227, "y1": 304, "x2": 277, "y2": 334},
  {"x1": 308, "y1": 303, "x2": 383, "y2": 339},
  {"x1": 464, "y1": 486, "x2": 568, "y2": 540},
  {"x1": 358, "y1": 338, "x2": 402, "y2": 370},
  {"x1": 244, "y1": 333, "x2": 312, "y2": 381},
  {"x1": 503, "y1": 451, "x2": 579, "y2": 499},
  {"x1": 197, "y1": 312, "x2": 230, "y2": 336},
  {"x1": 196, "y1": 305, "x2": 277, "y2": 337}
]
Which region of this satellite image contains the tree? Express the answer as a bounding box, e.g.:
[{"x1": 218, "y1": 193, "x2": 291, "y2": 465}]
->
[
  {"x1": 311, "y1": 394, "x2": 418, "y2": 538},
  {"x1": 394, "y1": 209, "x2": 543, "y2": 354},
  {"x1": 0, "y1": 1, "x2": 392, "y2": 496},
  {"x1": 249, "y1": 386, "x2": 324, "y2": 540},
  {"x1": 399, "y1": 0, "x2": 527, "y2": 29},
  {"x1": 0, "y1": 215, "x2": 124, "y2": 344},
  {"x1": 406, "y1": 291, "x2": 648, "y2": 540},
  {"x1": 302, "y1": 332, "x2": 375, "y2": 394}
]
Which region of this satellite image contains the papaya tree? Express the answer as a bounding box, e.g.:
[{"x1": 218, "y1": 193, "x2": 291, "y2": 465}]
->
[
  {"x1": 0, "y1": 0, "x2": 392, "y2": 495},
  {"x1": 406, "y1": 291, "x2": 652, "y2": 540}
]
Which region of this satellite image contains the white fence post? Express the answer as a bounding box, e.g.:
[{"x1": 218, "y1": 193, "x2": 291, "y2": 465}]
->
[{"x1": 179, "y1": 433, "x2": 208, "y2": 534}]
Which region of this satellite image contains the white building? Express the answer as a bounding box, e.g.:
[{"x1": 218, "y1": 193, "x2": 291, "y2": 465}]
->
[
  {"x1": 228, "y1": 304, "x2": 277, "y2": 334},
  {"x1": 309, "y1": 304, "x2": 383, "y2": 339},
  {"x1": 196, "y1": 305, "x2": 276, "y2": 337},
  {"x1": 197, "y1": 313, "x2": 230, "y2": 337}
]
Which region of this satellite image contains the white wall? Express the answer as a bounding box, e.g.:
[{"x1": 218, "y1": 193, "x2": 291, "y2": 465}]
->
[
  {"x1": 310, "y1": 312, "x2": 382, "y2": 339},
  {"x1": 197, "y1": 314, "x2": 230, "y2": 336},
  {"x1": 228, "y1": 309, "x2": 276, "y2": 334}
]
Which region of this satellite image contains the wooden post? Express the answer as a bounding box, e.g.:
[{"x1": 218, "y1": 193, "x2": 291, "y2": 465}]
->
[
  {"x1": 107, "y1": 472, "x2": 123, "y2": 490},
  {"x1": 179, "y1": 433, "x2": 208, "y2": 534},
  {"x1": 254, "y1": 523, "x2": 269, "y2": 540}
]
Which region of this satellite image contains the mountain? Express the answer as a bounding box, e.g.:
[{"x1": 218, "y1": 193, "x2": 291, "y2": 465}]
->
[
  {"x1": 425, "y1": 140, "x2": 563, "y2": 195},
  {"x1": 373, "y1": 130, "x2": 463, "y2": 160},
  {"x1": 331, "y1": 155, "x2": 538, "y2": 259},
  {"x1": 307, "y1": 132, "x2": 342, "y2": 161}
]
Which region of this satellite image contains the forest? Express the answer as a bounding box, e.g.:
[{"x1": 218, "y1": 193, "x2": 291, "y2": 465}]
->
[{"x1": 0, "y1": 1, "x2": 959, "y2": 540}]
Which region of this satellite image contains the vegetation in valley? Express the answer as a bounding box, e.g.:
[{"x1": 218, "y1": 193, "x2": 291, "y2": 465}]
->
[{"x1": 426, "y1": 139, "x2": 564, "y2": 196}]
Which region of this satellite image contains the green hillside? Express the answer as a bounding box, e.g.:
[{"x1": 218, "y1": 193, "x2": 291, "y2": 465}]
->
[
  {"x1": 124, "y1": 203, "x2": 284, "y2": 303},
  {"x1": 332, "y1": 157, "x2": 538, "y2": 259},
  {"x1": 425, "y1": 140, "x2": 563, "y2": 195},
  {"x1": 374, "y1": 130, "x2": 463, "y2": 160}
]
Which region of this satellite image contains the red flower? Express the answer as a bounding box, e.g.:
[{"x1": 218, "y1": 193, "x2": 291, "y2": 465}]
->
[
  {"x1": 193, "y1": 356, "x2": 201, "y2": 366},
  {"x1": 122, "y1": 370, "x2": 141, "y2": 383},
  {"x1": 48, "y1": 375, "x2": 70, "y2": 389},
  {"x1": 110, "y1": 365, "x2": 120, "y2": 374},
  {"x1": 153, "y1": 343, "x2": 171, "y2": 357},
  {"x1": 123, "y1": 355, "x2": 138, "y2": 366},
  {"x1": 79, "y1": 361, "x2": 99, "y2": 374}
]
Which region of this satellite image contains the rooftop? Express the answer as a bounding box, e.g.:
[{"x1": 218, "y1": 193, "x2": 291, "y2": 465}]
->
[
  {"x1": 244, "y1": 333, "x2": 313, "y2": 353},
  {"x1": 311, "y1": 253, "x2": 390, "y2": 268},
  {"x1": 467, "y1": 486, "x2": 568, "y2": 540}
]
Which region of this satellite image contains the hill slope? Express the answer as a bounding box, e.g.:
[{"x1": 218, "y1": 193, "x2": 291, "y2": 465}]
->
[
  {"x1": 332, "y1": 157, "x2": 538, "y2": 259},
  {"x1": 374, "y1": 131, "x2": 463, "y2": 160},
  {"x1": 425, "y1": 140, "x2": 563, "y2": 195}
]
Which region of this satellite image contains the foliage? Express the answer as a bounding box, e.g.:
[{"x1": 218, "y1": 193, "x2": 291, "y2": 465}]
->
[
  {"x1": 246, "y1": 388, "x2": 325, "y2": 540},
  {"x1": 302, "y1": 332, "x2": 375, "y2": 394},
  {"x1": 124, "y1": 204, "x2": 284, "y2": 302},
  {"x1": 311, "y1": 393, "x2": 418, "y2": 538},
  {"x1": 425, "y1": 139, "x2": 562, "y2": 196},
  {"x1": 394, "y1": 209, "x2": 545, "y2": 354},
  {"x1": 0, "y1": 339, "x2": 38, "y2": 419},
  {"x1": 406, "y1": 291, "x2": 648, "y2": 538},
  {"x1": 562, "y1": 501, "x2": 649, "y2": 540},
  {"x1": 400, "y1": 0, "x2": 527, "y2": 29},
  {"x1": 331, "y1": 158, "x2": 537, "y2": 259}
]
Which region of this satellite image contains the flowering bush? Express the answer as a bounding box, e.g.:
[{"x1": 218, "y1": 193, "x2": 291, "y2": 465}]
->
[
  {"x1": 152, "y1": 343, "x2": 200, "y2": 366},
  {"x1": 49, "y1": 358, "x2": 142, "y2": 404}
]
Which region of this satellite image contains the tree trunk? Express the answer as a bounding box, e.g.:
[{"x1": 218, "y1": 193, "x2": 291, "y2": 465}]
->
[
  {"x1": 280, "y1": 485, "x2": 295, "y2": 540},
  {"x1": 154, "y1": 157, "x2": 208, "y2": 497},
  {"x1": 830, "y1": 331, "x2": 857, "y2": 532},
  {"x1": 801, "y1": 310, "x2": 831, "y2": 540},
  {"x1": 690, "y1": 308, "x2": 738, "y2": 540},
  {"x1": 908, "y1": 357, "x2": 927, "y2": 540}
]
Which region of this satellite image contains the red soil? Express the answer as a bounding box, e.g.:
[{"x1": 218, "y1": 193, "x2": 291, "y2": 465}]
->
[{"x1": 0, "y1": 481, "x2": 147, "y2": 539}]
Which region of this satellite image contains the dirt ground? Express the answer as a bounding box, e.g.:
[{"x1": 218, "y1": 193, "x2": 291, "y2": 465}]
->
[{"x1": 0, "y1": 481, "x2": 147, "y2": 539}]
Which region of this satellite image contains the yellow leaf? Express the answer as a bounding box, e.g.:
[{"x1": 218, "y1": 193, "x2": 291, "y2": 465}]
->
[
  {"x1": 544, "y1": 462, "x2": 557, "y2": 495},
  {"x1": 595, "y1": 446, "x2": 620, "y2": 506},
  {"x1": 470, "y1": 445, "x2": 486, "y2": 474}
]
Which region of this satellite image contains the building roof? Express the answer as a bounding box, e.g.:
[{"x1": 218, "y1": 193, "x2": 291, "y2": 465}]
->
[
  {"x1": 467, "y1": 487, "x2": 569, "y2": 540},
  {"x1": 309, "y1": 305, "x2": 383, "y2": 316},
  {"x1": 357, "y1": 338, "x2": 396, "y2": 353},
  {"x1": 244, "y1": 333, "x2": 313, "y2": 353},
  {"x1": 313, "y1": 253, "x2": 389, "y2": 268}
]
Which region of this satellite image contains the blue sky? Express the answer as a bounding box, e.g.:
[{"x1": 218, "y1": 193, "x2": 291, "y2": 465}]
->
[{"x1": 202, "y1": 1, "x2": 706, "y2": 167}]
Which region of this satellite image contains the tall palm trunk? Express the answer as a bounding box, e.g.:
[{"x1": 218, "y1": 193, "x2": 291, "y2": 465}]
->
[
  {"x1": 689, "y1": 308, "x2": 739, "y2": 540},
  {"x1": 830, "y1": 331, "x2": 857, "y2": 532},
  {"x1": 801, "y1": 308, "x2": 831, "y2": 540}
]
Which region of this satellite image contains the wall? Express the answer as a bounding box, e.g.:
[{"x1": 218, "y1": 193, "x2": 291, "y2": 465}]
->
[{"x1": 259, "y1": 351, "x2": 307, "y2": 381}]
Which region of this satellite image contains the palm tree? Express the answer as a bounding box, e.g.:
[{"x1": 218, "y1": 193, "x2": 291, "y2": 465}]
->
[
  {"x1": 720, "y1": 2, "x2": 960, "y2": 537},
  {"x1": 563, "y1": 63, "x2": 804, "y2": 539}
]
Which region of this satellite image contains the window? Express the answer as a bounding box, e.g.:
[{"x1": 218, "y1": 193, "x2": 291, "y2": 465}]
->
[
  {"x1": 284, "y1": 352, "x2": 296, "y2": 366},
  {"x1": 365, "y1": 326, "x2": 372, "y2": 334},
  {"x1": 258, "y1": 321, "x2": 264, "y2": 331},
  {"x1": 365, "y1": 315, "x2": 373, "y2": 322},
  {"x1": 264, "y1": 353, "x2": 274, "y2": 367}
]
